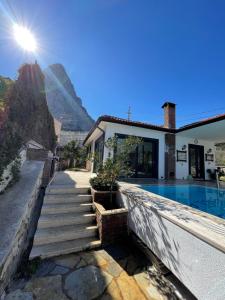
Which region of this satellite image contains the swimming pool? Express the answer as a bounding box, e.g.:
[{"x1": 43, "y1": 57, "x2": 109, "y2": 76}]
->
[{"x1": 140, "y1": 185, "x2": 225, "y2": 220}]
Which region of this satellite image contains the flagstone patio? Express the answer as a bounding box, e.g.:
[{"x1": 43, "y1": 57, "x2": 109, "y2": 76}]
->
[{"x1": 5, "y1": 242, "x2": 180, "y2": 300}]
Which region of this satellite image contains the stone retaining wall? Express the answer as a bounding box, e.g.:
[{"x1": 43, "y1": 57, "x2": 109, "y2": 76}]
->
[
  {"x1": 26, "y1": 148, "x2": 48, "y2": 161},
  {"x1": 0, "y1": 162, "x2": 44, "y2": 297}
]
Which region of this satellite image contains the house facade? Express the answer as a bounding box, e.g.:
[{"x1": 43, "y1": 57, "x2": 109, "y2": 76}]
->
[{"x1": 84, "y1": 102, "x2": 225, "y2": 180}]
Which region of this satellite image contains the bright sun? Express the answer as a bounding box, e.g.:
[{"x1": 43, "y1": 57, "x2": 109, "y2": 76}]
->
[{"x1": 13, "y1": 24, "x2": 37, "y2": 52}]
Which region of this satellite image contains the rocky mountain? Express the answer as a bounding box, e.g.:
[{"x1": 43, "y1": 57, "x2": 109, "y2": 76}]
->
[
  {"x1": 44, "y1": 64, "x2": 94, "y2": 131},
  {"x1": 0, "y1": 63, "x2": 56, "y2": 152}
]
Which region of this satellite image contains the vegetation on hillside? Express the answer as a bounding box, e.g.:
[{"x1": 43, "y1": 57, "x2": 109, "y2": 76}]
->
[
  {"x1": 0, "y1": 76, "x2": 13, "y2": 111},
  {"x1": 0, "y1": 63, "x2": 57, "y2": 182},
  {"x1": 6, "y1": 63, "x2": 56, "y2": 151},
  {"x1": 0, "y1": 76, "x2": 21, "y2": 181}
]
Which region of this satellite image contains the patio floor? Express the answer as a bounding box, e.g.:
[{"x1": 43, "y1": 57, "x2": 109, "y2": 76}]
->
[
  {"x1": 6, "y1": 242, "x2": 183, "y2": 300},
  {"x1": 51, "y1": 170, "x2": 91, "y2": 187}
]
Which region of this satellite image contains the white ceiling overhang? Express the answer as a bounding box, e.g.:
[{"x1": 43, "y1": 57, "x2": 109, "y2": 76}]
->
[{"x1": 177, "y1": 119, "x2": 225, "y2": 143}]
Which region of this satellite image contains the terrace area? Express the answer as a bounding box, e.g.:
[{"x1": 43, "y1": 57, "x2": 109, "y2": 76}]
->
[
  {"x1": 3, "y1": 169, "x2": 225, "y2": 299},
  {"x1": 4, "y1": 170, "x2": 194, "y2": 300}
]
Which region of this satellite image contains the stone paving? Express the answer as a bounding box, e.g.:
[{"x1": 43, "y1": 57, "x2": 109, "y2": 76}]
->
[
  {"x1": 5, "y1": 242, "x2": 179, "y2": 300},
  {"x1": 51, "y1": 170, "x2": 91, "y2": 187}
]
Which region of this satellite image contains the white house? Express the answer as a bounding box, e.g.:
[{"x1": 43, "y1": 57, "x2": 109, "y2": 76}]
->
[{"x1": 84, "y1": 102, "x2": 225, "y2": 180}]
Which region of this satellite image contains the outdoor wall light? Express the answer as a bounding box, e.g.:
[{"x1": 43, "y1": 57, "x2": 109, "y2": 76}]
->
[
  {"x1": 207, "y1": 148, "x2": 212, "y2": 154},
  {"x1": 182, "y1": 145, "x2": 187, "y2": 151},
  {"x1": 194, "y1": 138, "x2": 198, "y2": 145}
]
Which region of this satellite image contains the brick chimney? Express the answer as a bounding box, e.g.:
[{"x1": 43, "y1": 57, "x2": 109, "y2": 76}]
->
[{"x1": 162, "y1": 102, "x2": 176, "y2": 129}]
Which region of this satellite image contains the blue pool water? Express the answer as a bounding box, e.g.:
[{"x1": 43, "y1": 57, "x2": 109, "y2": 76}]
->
[{"x1": 140, "y1": 185, "x2": 225, "y2": 220}]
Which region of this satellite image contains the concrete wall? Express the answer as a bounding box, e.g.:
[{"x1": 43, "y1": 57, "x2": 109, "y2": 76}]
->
[
  {"x1": 119, "y1": 186, "x2": 225, "y2": 300},
  {"x1": 88, "y1": 128, "x2": 105, "y2": 173},
  {"x1": 176, "y1": 136, "x2": 216, "y2": 180},
  {"x1": 60, "y1": 130, "x2": 89, "y2": 146},
  {"x1": 27, "y1": 148, "x2": 49, "y2": 161},
  {"x1": 103, "y1": 123, "x2": 166, "y2": 179}
]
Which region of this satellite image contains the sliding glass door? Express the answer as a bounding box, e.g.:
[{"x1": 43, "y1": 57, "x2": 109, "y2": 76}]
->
[
  {"x1": 189, "y1": 144, "x2": 205, "y2": 179},
  {"x1": 116, "y1": 134, "x2": 159, "y2": 178},
  {"x1": 93, "y1": 134, "x2": 104, "y2": 172}
]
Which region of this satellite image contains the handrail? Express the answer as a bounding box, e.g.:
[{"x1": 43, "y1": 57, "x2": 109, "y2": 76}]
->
[{"x1": 216, "y1": 170, "x2": 220, "y2": 190}]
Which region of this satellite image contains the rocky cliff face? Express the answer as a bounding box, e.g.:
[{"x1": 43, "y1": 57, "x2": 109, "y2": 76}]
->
[
  {"x1": 0, "y1": 63, "x2": 56, "y2": 151},
  {"x1": 44, "y1": 64, "x2": 94, "y2": 131}
]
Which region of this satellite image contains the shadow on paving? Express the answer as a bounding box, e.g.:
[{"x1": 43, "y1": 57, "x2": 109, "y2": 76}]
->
[{"x1": 5, "y1": 239, "x2": 187, "y2": 300}]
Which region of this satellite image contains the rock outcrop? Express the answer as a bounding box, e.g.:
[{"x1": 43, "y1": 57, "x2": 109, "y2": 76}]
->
[{"x1": 44, "y1": 64, "x2": 94, "y2": 131}]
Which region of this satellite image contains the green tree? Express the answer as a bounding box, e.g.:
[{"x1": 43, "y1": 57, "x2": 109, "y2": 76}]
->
[
  {"x1": 62, "y1": 140, "x2": 81, "y2": 168},
  {"x1": 90, "y1": 136, "x2": 142, "y2": 201},
  {"x1": 0, "y1": 123, "x2": 22, "y2": 181}
]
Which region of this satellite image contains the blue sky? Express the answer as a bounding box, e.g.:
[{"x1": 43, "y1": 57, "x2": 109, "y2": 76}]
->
[{"x1": 1, "y1": 0, "x2": 225, "y2": 127}]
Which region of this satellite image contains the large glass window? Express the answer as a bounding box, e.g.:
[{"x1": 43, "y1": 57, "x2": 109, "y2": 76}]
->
[
  {"x1": 115, "y1": 134, "x2": 159, "y2": 178},
  {"x1": 93, "y1": 134, "x2": 104, "y2": 172}
]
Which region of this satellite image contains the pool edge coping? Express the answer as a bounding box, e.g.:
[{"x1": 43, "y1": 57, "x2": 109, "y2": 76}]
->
[{"x1": 119, "y1": 182, "x2": 225, "y2": 254}]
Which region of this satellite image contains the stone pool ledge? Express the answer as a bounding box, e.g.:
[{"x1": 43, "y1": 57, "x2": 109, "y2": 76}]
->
[
  {"x1": 118, "y1": 182, "x2": 225, "y2": 299},
  {"x1": 119, "y1": 182, "x2": 225, "y2": 253}
]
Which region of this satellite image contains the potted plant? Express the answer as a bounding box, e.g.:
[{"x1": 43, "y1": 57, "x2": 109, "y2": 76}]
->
[
  {"x1": 206, "y1": 169, "x2": 216, "y2": 180},
  {"x1": 89, "y1": 135, "x2": 142, "y2": 245}
]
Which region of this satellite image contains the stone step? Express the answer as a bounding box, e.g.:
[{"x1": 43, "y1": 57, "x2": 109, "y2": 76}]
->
[
  {"x1": 38, "y1": 212, "x2": 96, "y2": 228},
  {"x1": 46, "y1": 186, "x2": 89, "y2": 195},
  {"x1": 44, "y1": 194, "x2": 92, "y2": 204},
  {"x1": 34, "y1": 224, "x2": 98, "y2": 246},
  {"x1": 30, "y1": 237, "x2": 101, "y2": 259},
  {"x1": 41, "y1": 202, "x2": 93, "y2": 215}
]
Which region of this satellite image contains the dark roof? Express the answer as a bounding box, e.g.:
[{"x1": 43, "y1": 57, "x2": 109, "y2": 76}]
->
[{"x1": 84, "y1": 113, "x2": 225, "y2": 145}]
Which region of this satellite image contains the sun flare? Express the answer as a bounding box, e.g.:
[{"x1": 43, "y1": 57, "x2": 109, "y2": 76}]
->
[{"x1": 13, "y1": 24, "x2": 37, "y2": 52}]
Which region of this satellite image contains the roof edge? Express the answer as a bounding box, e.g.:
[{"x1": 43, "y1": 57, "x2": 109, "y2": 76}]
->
[
  {"x1": 83, "y1": 115, "x2": 175, "y2": 145},
  {"x1": 177, "y1": 113, "x2": 225, "y2": 133}
]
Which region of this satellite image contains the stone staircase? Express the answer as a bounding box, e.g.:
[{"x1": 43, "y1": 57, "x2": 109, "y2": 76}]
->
[{"x1": 30, "y1": 184, "x2": 101, "y2": 259}]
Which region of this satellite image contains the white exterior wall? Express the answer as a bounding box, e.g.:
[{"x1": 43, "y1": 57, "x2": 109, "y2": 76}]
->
[
  {"x1": 176, "y1": 135, "x2": 216, "y2": 180},
  {"x1": 103, "y1": 123, "x2": 166, "y2": 179},
  {"x1": 60, "y1": 130, "x2": 89, "y2": 146},
  {"x1": 89, "y1": 128, "x2": 105, "y2": 173},
  {"x1": 87, "y1": 121, "x2": 220, "y2": 179}
]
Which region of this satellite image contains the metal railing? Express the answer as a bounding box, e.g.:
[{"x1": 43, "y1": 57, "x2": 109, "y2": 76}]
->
[{"x1": 216, "y1": 170, "x2": 220, "y2": 190}]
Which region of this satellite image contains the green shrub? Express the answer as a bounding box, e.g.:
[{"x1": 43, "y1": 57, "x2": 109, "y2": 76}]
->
[
  {"x1": 10, "y1": 157, "x2": 21, "y2": 183},
  {"x1": 0, "y1": 124, "x2": 22, "y2": 180},
  {"x1": 220, "y1": 176, "x2": 225, "y2": 182},
  {"x1": 90, "y1": 176, "x2": 118, "y2": 191},
  {"x1": 89, "y1": 136, "x2": 142, "y2": 194}
]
